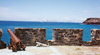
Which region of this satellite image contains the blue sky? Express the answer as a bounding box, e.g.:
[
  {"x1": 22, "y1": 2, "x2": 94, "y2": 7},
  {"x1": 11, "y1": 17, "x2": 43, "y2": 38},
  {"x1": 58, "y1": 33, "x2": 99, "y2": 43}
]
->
[{"x1": 0, "y1": 0, "x2": 100, "y2": 22}]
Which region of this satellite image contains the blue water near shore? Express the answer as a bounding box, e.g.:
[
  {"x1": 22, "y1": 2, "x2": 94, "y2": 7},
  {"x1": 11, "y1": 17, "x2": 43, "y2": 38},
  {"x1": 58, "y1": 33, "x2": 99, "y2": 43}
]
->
[{"x1": 0, "y1": 21, "x2": 100, "y2": 45}]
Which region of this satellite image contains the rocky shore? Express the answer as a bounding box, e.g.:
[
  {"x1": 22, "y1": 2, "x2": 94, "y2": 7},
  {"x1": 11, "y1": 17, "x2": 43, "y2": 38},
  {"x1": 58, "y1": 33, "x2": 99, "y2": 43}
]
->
[{"x1": 83, "y1": 18, "x2": 100, "y2": 25}]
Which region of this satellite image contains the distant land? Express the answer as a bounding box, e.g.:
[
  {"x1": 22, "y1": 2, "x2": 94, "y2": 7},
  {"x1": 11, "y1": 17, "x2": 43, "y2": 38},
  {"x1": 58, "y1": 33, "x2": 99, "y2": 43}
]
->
[{"x1": 83, "y1": 18, "x2": 100, "y2": 25}]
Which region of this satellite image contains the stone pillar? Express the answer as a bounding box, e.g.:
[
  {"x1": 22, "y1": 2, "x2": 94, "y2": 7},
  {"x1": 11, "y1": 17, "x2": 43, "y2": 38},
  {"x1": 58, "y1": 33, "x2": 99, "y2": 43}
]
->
[
  {"x1": 51, "y1": 29, "x2": 83, "y2": 45},
  {"x1": 0, "y1": 29, "x2": 6, "y2": 49},
  {"x1": 91, "y1": 29, "x2": 100, "y2": 45},
  {"x1": 14, "y1": 28, "x2": 46, "y2": 46}
]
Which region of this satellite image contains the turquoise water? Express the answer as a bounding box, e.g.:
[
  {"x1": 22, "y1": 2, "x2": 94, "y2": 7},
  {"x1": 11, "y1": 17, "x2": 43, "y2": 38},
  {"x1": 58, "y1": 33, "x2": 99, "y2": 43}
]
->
[{"x1": 0, "y1": 21, "x2": 100, "y2": 45}]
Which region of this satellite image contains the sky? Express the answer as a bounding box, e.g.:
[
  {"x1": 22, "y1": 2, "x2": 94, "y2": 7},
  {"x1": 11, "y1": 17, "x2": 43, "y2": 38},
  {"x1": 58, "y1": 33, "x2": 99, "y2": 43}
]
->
[{"x1": 0, "y1": 0, "x2": 100, "y2": 23}]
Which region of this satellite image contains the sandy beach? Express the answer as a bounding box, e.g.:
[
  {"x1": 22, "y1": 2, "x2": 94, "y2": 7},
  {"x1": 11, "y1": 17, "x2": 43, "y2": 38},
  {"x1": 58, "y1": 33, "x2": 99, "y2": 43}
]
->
[{"x1": 0, "y1": 46, "x2": 100, "y2": 55}]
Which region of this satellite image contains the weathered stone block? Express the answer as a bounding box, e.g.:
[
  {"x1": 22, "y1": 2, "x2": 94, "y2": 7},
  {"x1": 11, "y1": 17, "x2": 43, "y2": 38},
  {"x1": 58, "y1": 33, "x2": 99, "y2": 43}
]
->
[
  {"x1": 14, "y1": 28, "x2": 46, "y2": 46},
  {"x1": 0, "y1": 29, "x2": 6, "y2": 49},
  {"x1": 0, "y1": 29, "x2": 2, "y2": 39},
  {"x1": 51, "y1": 29, "x2": 83, "y2": 45},
  {"x1": 91, "y1": 29, "x2": 100, "y2": 45},
  {"x1": 0, "y1": 40, "x2": 6, "y2": 49}
]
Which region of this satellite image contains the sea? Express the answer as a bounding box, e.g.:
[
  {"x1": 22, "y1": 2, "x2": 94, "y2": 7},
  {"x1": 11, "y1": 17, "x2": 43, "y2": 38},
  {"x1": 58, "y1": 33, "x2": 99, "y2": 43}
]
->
[{"x1": 0, "y1": 21, "x2": 100, "y2": 45}]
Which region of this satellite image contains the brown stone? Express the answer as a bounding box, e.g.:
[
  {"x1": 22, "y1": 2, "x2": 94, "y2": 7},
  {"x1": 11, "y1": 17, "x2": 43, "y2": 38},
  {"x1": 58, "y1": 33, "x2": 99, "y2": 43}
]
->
[
  {"x1": 0, "y1": 40, "x2": 6, "y2": 49},
  {"x1": 14, "y1": 28, "x2": 46, "y2": 46},
  {"x1": 83, "y1": 18, "x2": 100, "y2": 25},
  {"x1": 0, "y1": 29, "x2": 6, "y2": 49},
  {"x1": 50, "y1": 29, "x2": 83, "y2": 46},
  {"x1": 0, "y1": 29, "x2": 2, "y2": 39},
  {"x1": 91, "y1": 29, "x2": 100, "y2": 45},
  {"x1": 81, "y1": 41, "x2": 92, "y2": 46}
]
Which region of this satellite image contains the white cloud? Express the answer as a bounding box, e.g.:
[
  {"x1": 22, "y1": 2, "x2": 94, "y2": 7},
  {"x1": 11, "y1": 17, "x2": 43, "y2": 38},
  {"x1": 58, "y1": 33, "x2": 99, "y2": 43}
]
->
[
  {"x1": 37, "y1": 16, "x2": 84, "y2": 23},
  {"x1": 82, "y1": 10, "x2": 90, "y2": 14},
  {"x1": 0, "y1": 7, "x2": 85, "y2": 23},
  {"x1": 0, "y1": 7, "x2": 9, "y2": 17},
  {"x1": 0, "y1": 7, "x2": 31, "y2": 21}
]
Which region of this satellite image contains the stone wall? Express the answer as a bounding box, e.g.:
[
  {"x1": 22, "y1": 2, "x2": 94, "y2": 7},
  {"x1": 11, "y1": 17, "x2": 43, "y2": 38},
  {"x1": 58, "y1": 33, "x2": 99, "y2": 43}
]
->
[
  {"x1": 13, "y1": 28, "x2": 100, "y2": 46},
  {"x1": 49, "y1": 29, "x2": 83, "y2": 45},
  {"x1": 0, "y1": 29, "x2": 6, "y2": 49},
  {"x1": 91, "y1": 29, "x2": 100, "y2": 45},
  {"x1": 0, "y1": 29, "x2": 2, "y2": 39},
  {"x1": 81, "y1": 41, "x2": 91, "y2": 46},
  {"x1": 14, "y1": 28, "x2": 46, "y2": 46}
]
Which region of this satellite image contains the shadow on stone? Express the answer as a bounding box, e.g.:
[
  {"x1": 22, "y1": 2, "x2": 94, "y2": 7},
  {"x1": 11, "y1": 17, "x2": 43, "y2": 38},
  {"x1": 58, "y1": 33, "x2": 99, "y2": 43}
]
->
[{"x1": 0, "y1": 29, "x2": 6, "y2": 49}]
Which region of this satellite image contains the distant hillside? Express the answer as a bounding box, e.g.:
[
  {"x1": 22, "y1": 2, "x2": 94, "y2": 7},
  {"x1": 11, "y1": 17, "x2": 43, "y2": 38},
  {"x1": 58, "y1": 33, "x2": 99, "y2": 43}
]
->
[{"x1": 83, "y1": 18, "x2": 100, "y2": 25}]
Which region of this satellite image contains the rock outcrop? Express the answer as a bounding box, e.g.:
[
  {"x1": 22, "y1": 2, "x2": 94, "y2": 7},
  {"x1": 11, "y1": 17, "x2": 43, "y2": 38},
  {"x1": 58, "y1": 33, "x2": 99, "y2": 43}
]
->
[
  {"x1": 50, "y1": 29, "x2": 83, "y2": 46},
  {"x1": 83, "y1": 18, "x2": 100, "y2": 25},
  {"x1": 91, "y1": 29, "x2": 100, "y2": 45},
  {"x1": 14, "y1": 28, "x2": 46, "y2": 46},
  {"x1": 0, "y1": 29, "x2": 6, "y2": 49}
]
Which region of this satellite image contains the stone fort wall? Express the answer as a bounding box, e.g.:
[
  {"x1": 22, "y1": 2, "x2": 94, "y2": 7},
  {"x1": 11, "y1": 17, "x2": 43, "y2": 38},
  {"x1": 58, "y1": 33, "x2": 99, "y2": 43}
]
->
[{"x1": 1, "y1": 28, "x2": 100, "y2": 46}]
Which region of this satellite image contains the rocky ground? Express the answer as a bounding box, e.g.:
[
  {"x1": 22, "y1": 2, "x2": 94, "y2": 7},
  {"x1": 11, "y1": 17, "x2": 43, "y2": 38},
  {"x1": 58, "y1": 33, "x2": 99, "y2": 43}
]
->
[{"x1": 0, "y1": 46, "x2": 100, "y2": 55}]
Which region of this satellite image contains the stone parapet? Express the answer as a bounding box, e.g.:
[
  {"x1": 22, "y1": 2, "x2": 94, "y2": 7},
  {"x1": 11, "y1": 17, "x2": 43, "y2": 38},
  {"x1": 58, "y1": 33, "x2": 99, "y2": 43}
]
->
[
  {"x1": 91, "y1": 29, "x2": 100, "y2": 45},
  {"x1": 14, "y1": 28, "x2": 46, "y2": 46},
  {"x1": 50, "y1": 29, "x2": 83, "y2": 45}
]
